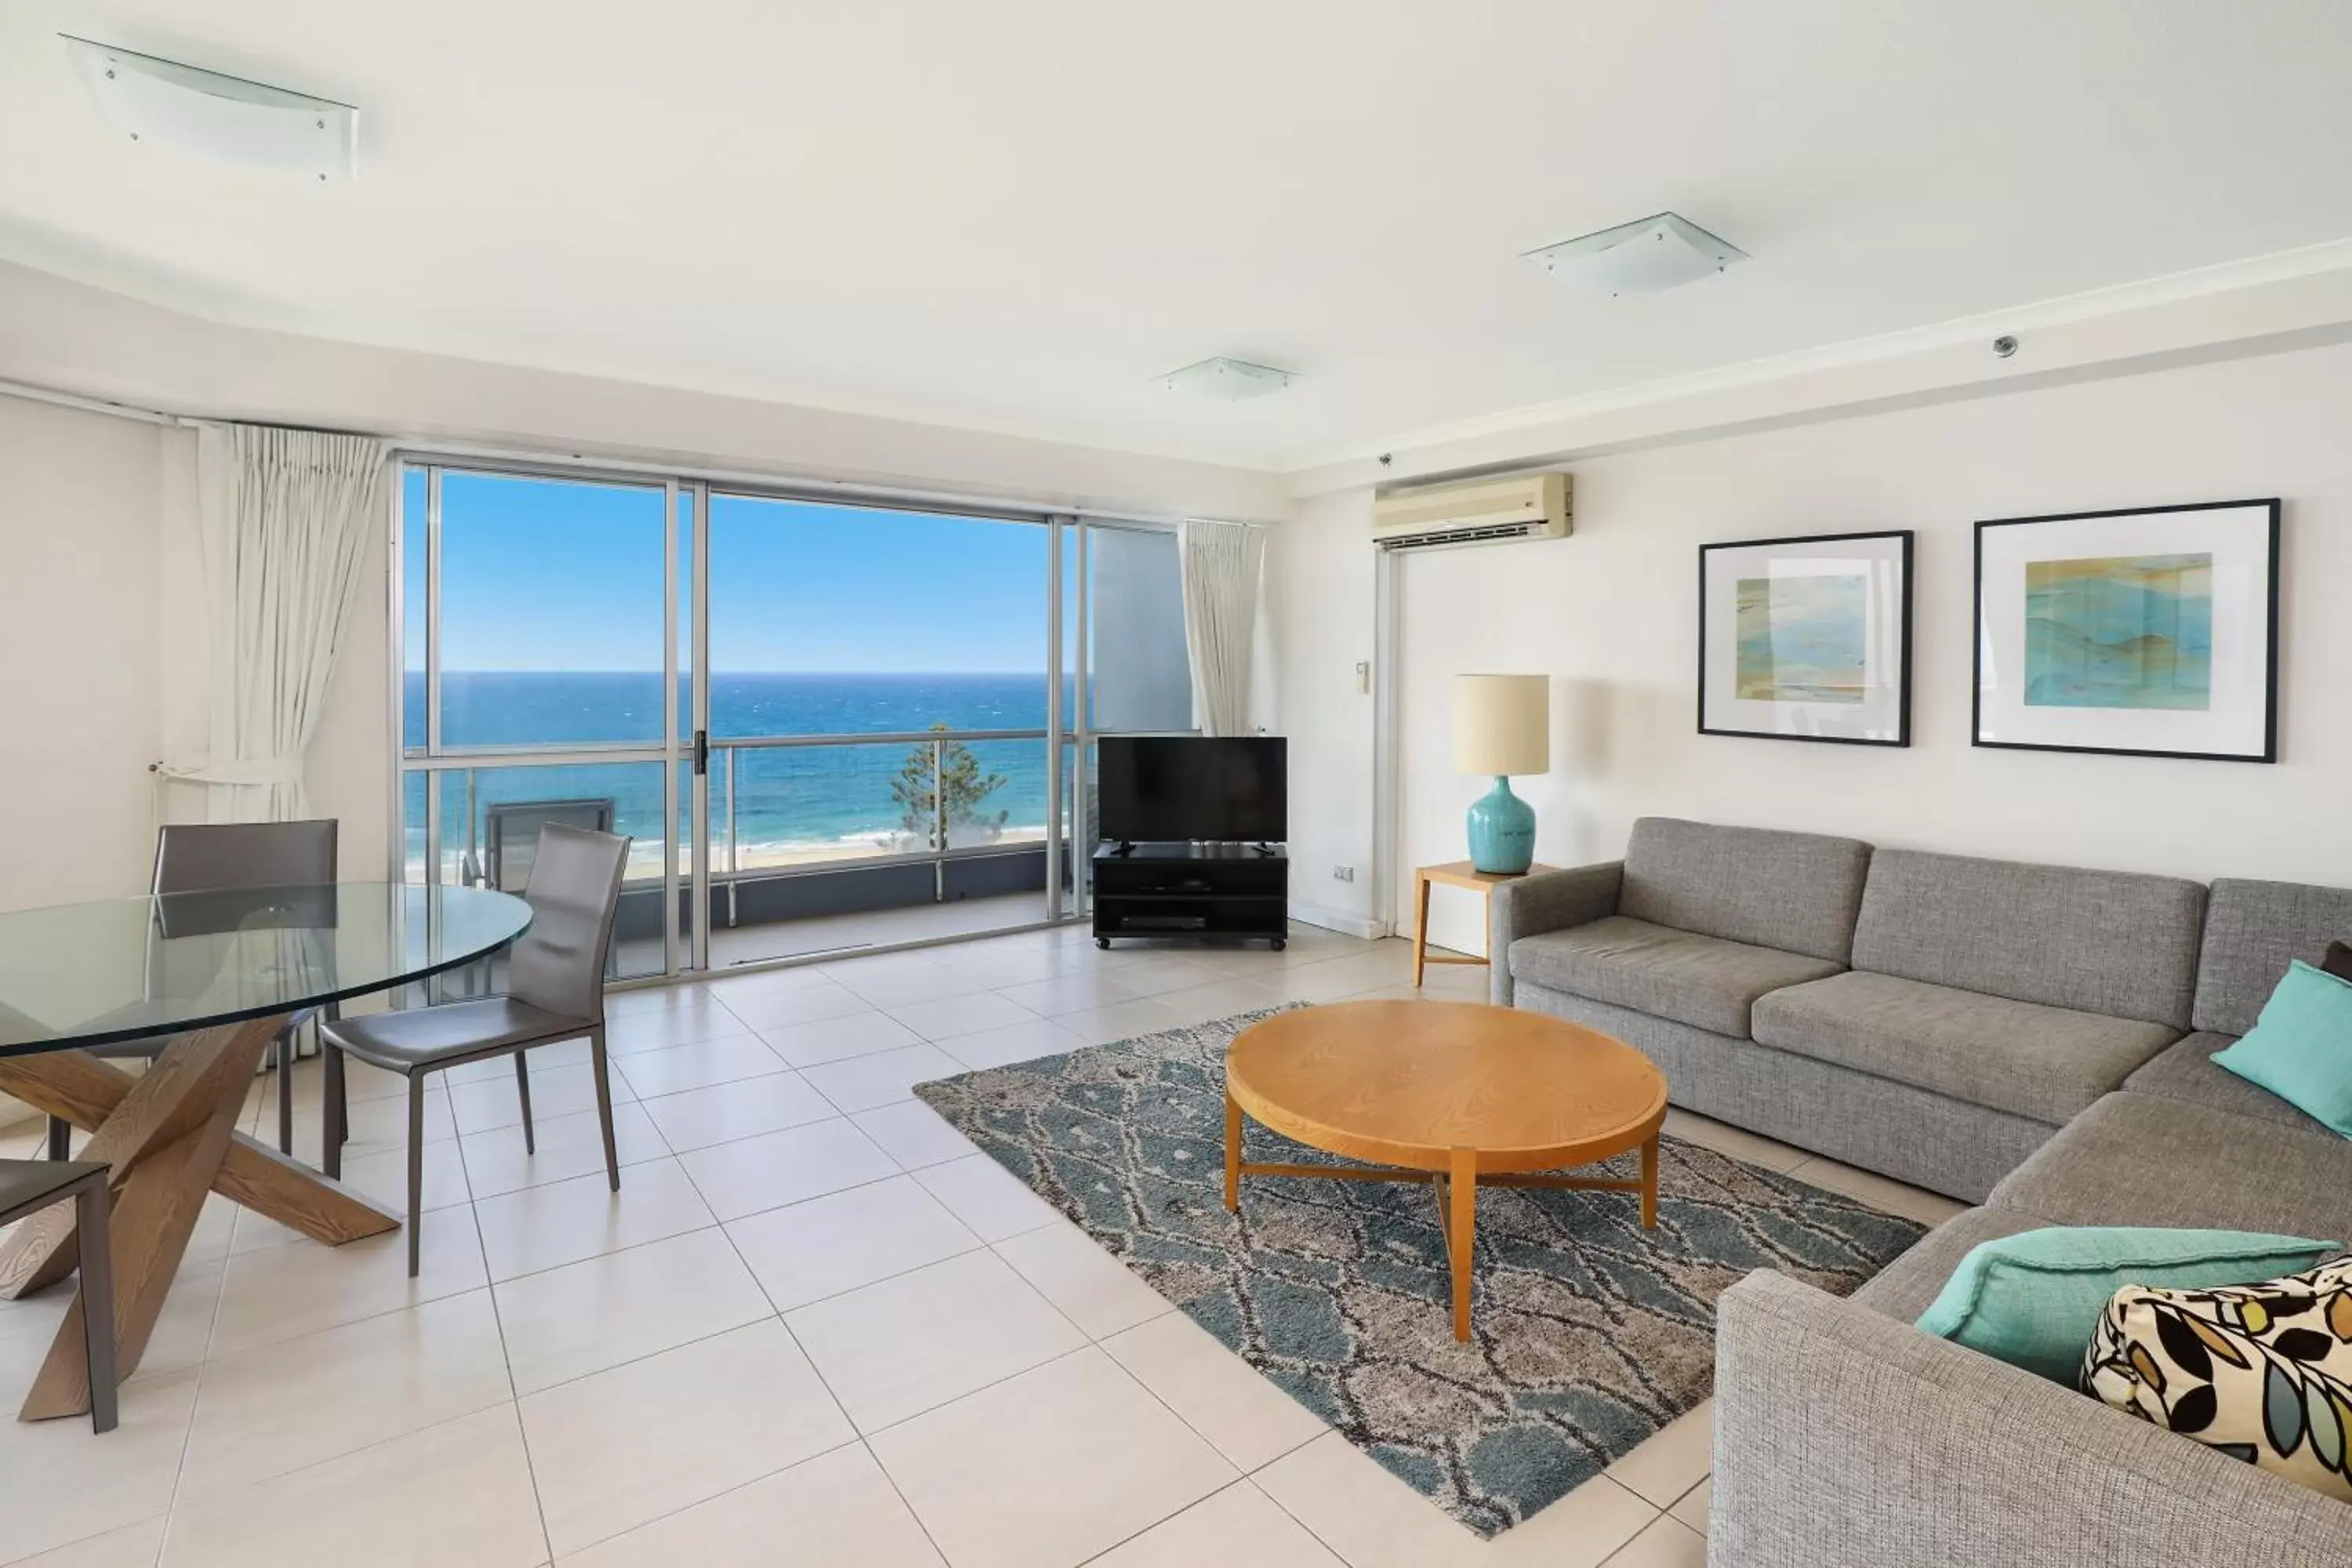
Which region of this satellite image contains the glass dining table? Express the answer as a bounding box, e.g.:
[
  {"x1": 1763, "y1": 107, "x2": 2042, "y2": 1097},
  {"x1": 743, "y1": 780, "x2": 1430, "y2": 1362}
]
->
[{"x1": 0, "y1": 882, "x2": 530, "y2": 1421}]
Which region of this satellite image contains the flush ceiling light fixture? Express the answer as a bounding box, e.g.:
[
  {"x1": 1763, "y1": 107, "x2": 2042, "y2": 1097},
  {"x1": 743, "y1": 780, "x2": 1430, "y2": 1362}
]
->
[
  {"x1": 1521, "y1": 212, "x2": 1746, "y2": 296},
  {"x1": 62, "y1": 35, "x2": 358, "y2": 182},
  {"x1": 1158, "y1": 357, "x2": 1297, "y2": 401}
]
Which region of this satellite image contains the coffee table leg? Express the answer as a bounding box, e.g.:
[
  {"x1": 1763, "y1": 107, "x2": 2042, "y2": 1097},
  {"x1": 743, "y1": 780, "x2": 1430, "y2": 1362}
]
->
[
  {"x1": 1640, "y1": 1134, "x2": 1660, "y2": 1229},
  {"x1": 1449, "y1": 1145, "x2": 1477, "y2": 1341},
  {"x1": 1223, "y1": 1091, "x2": 1243, "y2": 1212}
]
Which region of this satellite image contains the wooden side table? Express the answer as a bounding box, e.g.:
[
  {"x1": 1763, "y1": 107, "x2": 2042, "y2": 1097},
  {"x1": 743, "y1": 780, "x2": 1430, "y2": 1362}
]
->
[{"x1": 1411, "y1": 860, "x2": 1555, "y2": 986}]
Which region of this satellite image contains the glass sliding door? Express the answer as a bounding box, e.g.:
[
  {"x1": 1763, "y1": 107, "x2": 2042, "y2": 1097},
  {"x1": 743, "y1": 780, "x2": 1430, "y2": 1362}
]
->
[
  {"x1": 395, "y1": 456, "x2": 1201, "y2": 980},
  {"x1": 397, "y1": 465, "x2": 682, "y2": 981},
  {"x1": 694, "y1": 493, "x2": 1060, "y2": 965}
]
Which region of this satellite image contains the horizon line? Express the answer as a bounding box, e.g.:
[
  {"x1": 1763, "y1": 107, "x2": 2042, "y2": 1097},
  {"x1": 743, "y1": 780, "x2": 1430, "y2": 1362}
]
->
[{"x1": 420, "y1": 668, "x2": 1050, "y2": 678}]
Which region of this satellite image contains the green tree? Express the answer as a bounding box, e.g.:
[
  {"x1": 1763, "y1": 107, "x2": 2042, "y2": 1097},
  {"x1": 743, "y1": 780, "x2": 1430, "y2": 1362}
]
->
[{"x1": 892, "y1": 721, "x2": 1009, "y2": 849}]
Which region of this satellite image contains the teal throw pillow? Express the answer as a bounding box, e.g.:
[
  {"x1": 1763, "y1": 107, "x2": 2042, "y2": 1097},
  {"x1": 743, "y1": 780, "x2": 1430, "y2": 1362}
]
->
[
  {"x1": 1915, "y1": 1226, "x2": 2339, "y2": 1383},
  {"x1": 2212, "y1": 959, "x2": 2352, "y2": 1138}
]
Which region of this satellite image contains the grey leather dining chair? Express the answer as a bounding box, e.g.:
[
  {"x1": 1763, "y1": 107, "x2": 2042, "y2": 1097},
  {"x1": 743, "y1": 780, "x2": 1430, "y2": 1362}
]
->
[
  {"x1": 0, "y1": 1160, "x2": 116, "y2": 1432},
  {"x1": 320, "y1": 824, "x2": 631, "y2": 1276},
  {"x1": 51, "y1": 819, "x2": 339, "y2": 1162}
]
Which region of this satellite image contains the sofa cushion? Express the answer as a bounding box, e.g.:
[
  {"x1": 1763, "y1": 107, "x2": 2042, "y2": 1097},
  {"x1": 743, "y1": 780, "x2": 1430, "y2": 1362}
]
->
[
  {"x1": 2211, "y1": 960, "x2": 2352, "y2": 1138},
  {"x1": 2085, "y1": 1258, "x2": 2352, "y2": 1504},
  {"x1": 1852, "y1": 848, "x2": 2205, "y2": 1028},
  {"x1": 2125, "y1": 1032, "x2": 2339, "y2": 1137},
  {"x1": 1915, "y1": 1226, "x2": 2342, "y2": 1384},
  {"x1": 2194, "y1": 878, "x2": 2352, "y2": 1036},
  {"x1": 1990, "y1": 1094, "x2": 2352, "y2": 1241},
  {"x1": 1853, "y1": 1205, "x2": 2048, "y2": 1321},
  {"x1": 1618, "y1": 817, "x2": 1871, "y2": 965},
  {"x1": 1751, "y1": 971, "x2": 2178, "y2": 1125},
  {"x1": 1506, "y1": 916, "x2": 1840, "y2": 1038}
]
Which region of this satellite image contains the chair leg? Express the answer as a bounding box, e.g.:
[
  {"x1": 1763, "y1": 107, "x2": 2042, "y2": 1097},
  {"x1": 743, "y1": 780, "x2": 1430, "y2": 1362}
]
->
[
  {"x1": 46, "y1": 1114, "x2": 70, "y2": 1162},
  {"x1": 321, "y1": 1045, "x2": 347, "y2": 1179},
  {"x1": 327, "y1": 1003, "x2": 348, "y2": 1145},
  {"x1": 590, "y1": 1027, "x2": 620, "y2": 1193},
  {"x1": 74, "y1": 1175, "x2": 118, "y2": 1434},
  {"x1": 514, "y1": 1053, "x2": 535, "y2": 1156},
  {"x1": 406, "y1": 1078, "x2": 426, "y2": 1278},
  {"x1": 276, "y1": 1027, "x2": 296, "y2": 1156}
]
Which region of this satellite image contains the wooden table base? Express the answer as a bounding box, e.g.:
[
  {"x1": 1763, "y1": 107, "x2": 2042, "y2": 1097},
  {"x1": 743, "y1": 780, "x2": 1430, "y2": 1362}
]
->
[
  {"x1": 1223, "y1": 1091, "x2": 1658, "y2": 1341},
  {"x1": 0, "y1": 1014, "x2": 401, "y2": 1421}
]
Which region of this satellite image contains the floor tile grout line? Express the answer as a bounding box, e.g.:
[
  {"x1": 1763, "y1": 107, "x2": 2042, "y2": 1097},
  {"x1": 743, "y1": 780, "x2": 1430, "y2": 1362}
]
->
[
  {"x1": 1065, "y1": 1475, "x2": 1263, "y2": 1568},
  {"x1": 550, "y1": 1433, "x2": 877, "y2": 1560},
  {"x1": 23, "y1": 938, "x2": 1409, "y2": 1565},
  {"x1": 671, "y1": 1143, "x2": 961, "y2": 1568},
  {"x1": 478, "y1": 1173, "x2": 561, "y2": 1568}
]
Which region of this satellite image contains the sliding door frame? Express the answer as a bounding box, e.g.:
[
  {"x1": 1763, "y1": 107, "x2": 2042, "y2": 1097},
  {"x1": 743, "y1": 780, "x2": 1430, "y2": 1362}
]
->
[{"x1": 390, "y1": 449, "x2": 1187, "y2": 982}]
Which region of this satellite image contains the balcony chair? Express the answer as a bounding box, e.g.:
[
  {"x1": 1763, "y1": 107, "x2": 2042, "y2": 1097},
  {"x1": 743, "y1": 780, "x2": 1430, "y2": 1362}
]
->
[
  {"x1": 49, "y1": 819, "x2": 339, "y2": 1163},
  {"x1": 0, "y1": 1160, "x2": 116, "y2": 1432},
  {"x1": 321, "y1": 823, "x2": 630, "y2": 1276}
]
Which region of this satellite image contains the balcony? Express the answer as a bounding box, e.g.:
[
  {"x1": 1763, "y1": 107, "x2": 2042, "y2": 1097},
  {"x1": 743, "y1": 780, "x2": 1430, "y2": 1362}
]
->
[{"x1": 416, "y1": 726, "x2": 1091, "y2": 979}]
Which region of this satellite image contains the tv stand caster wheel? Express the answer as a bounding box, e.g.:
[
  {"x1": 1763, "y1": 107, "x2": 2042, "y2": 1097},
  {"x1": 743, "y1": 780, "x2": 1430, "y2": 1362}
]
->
[
  {"x1": 1272, "y1": 938, "x2": 1286, "y2": 951},
  {"x1": 1096, "y1": 937, "x2": 1110, "y2": 949}
]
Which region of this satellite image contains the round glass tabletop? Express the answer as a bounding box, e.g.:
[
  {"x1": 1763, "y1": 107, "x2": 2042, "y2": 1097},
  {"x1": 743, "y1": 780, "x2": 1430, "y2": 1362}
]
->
[{"x1": 0, "y1": 883, "x2": 533, "y2": 1058}]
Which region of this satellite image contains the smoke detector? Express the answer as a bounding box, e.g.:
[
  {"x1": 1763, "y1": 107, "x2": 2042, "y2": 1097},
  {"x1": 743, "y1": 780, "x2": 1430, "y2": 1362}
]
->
[
  {"x1": 1522, "y1": 212, "x2": 1746, "y2": 296},
  {"x1": 63, "y1": 35, "x2": 358, "y2": 182},
  {"x1": 1158, "y1": 358, "x2": 1297, "y2": 401}
]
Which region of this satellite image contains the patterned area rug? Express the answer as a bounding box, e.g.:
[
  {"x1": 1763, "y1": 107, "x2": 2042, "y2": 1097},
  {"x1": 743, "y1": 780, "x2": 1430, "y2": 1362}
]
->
[{"x1": 914, "y1": 1007, "x2": 1927, "y2": 1537}]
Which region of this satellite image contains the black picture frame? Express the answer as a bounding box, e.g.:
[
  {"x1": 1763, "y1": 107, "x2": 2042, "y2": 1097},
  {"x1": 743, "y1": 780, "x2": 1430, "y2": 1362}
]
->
[
  {"x1": 1697, "y1": 529, "x2": 1915, "y2": 747},
  {"x1": 1972, "y1": 499, "x2": 2281, "y2": 764}
]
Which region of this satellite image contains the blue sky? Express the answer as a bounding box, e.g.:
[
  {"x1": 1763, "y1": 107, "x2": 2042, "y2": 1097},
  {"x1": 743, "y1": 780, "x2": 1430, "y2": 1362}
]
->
[{"x1": 410, "y1": 471, "x2": 1049, "y2": 673}]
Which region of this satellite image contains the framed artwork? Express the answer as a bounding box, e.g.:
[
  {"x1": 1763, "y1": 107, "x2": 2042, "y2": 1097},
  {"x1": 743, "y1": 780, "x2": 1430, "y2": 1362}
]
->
[
  {"x1": 1698, "y1": 530, "x2": 1913, "y2": 746},
  {"x1": 1973, "y1": 499, "x2": 2280, "y2": 763}
]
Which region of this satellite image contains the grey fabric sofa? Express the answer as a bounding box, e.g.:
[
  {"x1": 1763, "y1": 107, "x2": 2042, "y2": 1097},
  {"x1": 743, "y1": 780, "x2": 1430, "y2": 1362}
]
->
[
  {"x1": 1490, "y1": 829, "x2": 2352, "y2": 1565},
  {"x1": 1491, "y1": 818, "x2": 2205, "y2": 1202}
]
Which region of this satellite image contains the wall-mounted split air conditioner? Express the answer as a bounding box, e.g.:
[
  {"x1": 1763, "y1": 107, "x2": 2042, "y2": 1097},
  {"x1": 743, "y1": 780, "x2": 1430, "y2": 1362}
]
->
[{"x1": 1370, "y1": 472, "x2": 1571, "y2": 552}]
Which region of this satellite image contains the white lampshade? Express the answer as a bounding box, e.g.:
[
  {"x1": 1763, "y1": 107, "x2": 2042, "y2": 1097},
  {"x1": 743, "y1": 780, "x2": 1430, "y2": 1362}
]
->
[{"x1": 1453, "y1": 674, "x2": 1550, "y2": 776}]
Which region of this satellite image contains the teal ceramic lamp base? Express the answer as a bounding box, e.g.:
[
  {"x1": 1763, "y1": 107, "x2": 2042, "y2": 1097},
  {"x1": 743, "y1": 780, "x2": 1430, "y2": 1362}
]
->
[{"x1": 1465, "y1": 777, "x2": 1536, "y2": 875}]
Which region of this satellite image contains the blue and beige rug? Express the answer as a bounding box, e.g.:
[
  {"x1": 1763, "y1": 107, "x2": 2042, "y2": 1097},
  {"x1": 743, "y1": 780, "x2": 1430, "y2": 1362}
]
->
[{"x1": 914, "y1": 1007, "x2": 1926, "y2": 1537}]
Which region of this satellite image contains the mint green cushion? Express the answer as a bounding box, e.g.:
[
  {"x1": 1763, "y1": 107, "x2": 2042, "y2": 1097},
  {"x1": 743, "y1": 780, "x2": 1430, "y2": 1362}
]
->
[
  {"x1": 2212, "y1": 959, "x2": 2352, "y2": 1138},
  {"x1": 1915, "y1": 1227, "x2": 2337, "y2": 1382}
]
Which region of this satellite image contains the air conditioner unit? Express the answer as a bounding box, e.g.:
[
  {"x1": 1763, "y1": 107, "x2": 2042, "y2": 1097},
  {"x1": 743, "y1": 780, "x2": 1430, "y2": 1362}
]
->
[{"x1": 1371, "y1": 472, "x2": 1571, "y2": 552}]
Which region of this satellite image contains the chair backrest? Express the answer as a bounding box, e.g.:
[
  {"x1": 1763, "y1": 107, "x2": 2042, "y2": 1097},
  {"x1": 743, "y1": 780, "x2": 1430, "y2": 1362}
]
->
[
  {"x1": 506, "y1": 824, "x2": 631, "y2": 1023},
  {"x1": 153, "y1": 819, "x2": 339, "y2": 895},
  {"x1": 484, "y1": 799, "x2": 616, "y2": 893}
]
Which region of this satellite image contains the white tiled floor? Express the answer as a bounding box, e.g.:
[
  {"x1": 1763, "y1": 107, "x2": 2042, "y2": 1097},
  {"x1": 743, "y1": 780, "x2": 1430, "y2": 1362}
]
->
[{"x1": 0, "y1": 923, "x2": 1965, "y2": 1567}]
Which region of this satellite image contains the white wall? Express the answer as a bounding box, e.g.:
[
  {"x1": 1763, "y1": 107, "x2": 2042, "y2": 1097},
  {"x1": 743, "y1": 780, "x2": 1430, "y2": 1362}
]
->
[
  {"x1": 1273, "y1": 339, "x2": 2352, "y2": 954},
  {"x1": 1267, "y1": 491, "x2": 1381, "y2": 933},
  {"x1": 0, "y1": 260, "x2": 1287, "y2": 525},
  {"x1": 0, "y1": 397, "x2": 165, "y2": 909},
  {"x1": 0, "y1": 405, "x2": 395, "y2": 913}
]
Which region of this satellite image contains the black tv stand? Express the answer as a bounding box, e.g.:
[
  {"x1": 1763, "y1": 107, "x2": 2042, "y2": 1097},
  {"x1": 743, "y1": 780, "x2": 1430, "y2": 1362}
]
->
[{"x1": 1091, "y1": 842, "x2": 1288, "y2": 949}]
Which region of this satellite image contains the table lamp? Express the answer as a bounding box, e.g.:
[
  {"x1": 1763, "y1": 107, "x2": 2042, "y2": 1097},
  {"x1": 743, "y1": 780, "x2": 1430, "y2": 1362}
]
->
[{"x1": 1453, "y1": 673, "x2": 1550, "y2": 874}]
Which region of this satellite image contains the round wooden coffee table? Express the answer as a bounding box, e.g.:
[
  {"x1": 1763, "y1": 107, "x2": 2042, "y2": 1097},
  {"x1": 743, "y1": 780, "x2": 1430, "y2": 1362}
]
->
[{"x1": 1223, "y1": 1000, "x2": 1668, "y2": 1341}]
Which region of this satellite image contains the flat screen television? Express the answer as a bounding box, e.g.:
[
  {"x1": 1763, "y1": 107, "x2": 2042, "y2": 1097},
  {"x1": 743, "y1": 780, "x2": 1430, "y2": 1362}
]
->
[{"x1": 1098, "y1": 737, "x2": 1287, "y2": 844}]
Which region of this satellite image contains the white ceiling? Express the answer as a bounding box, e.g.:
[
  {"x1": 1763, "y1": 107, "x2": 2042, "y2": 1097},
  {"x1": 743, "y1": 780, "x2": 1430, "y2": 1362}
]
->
[{"x1": 5, "y1": 1, "x2": 2352, "y2": 470}]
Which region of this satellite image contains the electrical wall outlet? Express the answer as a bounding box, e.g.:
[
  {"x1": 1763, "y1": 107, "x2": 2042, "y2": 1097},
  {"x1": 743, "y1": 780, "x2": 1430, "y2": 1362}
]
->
[{"x1": 1333, "y1": 864, "x2": 1356, "y2": 883}]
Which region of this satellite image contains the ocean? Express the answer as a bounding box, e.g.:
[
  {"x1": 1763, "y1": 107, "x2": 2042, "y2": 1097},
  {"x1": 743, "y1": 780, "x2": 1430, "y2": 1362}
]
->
[{"x1": 404, "y1": 671, "x2": 1070, "y2": 869}]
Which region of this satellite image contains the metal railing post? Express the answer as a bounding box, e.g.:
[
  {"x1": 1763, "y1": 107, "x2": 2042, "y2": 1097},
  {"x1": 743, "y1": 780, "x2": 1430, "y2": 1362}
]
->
[
  {"x1": 724, "y1": 746, "x2": 739, "y2": 928},
  {"x1": 931, "y1": 737, "x2": 947, "y2": 902}
]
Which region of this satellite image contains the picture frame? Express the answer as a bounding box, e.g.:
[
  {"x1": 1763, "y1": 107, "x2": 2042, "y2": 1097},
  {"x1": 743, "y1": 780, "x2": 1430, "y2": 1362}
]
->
[
  {"x1": 1973, "y1": 499, "x2": 2280, "y2": 763},
  {"x1": 1697, "y1": 530, "x2": 1913, "y2": 747}
]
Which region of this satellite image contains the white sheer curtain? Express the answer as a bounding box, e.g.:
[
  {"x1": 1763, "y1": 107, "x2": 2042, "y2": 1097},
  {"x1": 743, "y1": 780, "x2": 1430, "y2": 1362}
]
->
[
  {"x1": 158, "y1": 424, "x2": 390, "y2": 822},
  {"x1": 1178, "y1": 518, "x2": 1265, "y2": 737}
]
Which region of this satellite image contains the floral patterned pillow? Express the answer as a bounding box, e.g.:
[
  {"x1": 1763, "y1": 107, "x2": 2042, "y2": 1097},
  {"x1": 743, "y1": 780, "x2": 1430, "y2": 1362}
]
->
[{"x1": 2083, "y1": 1258, "x2": 2352, "y2": 1502}]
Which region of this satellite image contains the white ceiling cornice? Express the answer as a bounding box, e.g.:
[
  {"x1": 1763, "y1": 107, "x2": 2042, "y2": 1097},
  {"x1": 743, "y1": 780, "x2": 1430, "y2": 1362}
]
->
[{"x1": 1283, "y1": 238, "x2": 2352, "y2": 495}]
